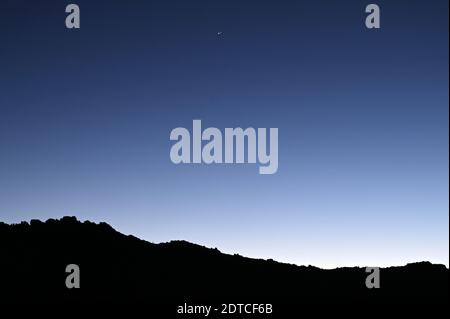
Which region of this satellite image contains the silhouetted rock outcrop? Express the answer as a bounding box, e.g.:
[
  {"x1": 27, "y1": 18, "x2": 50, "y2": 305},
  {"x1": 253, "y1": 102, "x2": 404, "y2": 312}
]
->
[{"x1": 0, "y1": 217, "x2": 448, "y2": 302}]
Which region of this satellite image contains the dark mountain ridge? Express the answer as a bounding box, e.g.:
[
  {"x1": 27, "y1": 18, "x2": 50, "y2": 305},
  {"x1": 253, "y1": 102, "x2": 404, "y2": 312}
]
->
[{"x1": 0, "y1": 216, "x2": 448, "y2": 301}]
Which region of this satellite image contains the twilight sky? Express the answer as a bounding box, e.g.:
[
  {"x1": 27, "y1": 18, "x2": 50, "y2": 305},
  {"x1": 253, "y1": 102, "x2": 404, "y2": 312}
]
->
[{"x1": 0, "y1": 0, "x2": 448, "y2": 268}]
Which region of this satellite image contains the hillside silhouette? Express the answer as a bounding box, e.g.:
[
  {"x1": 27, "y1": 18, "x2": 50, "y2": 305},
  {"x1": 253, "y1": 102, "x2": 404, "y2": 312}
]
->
[{"x1": 0, "y1": 216, "x2": 448, "y2": 301}]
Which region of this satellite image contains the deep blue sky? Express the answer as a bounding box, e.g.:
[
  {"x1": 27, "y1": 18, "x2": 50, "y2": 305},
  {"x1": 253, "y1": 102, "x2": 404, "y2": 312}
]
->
[{"x1": 0, "y1": 0, "x2": 448, "y2": 268}]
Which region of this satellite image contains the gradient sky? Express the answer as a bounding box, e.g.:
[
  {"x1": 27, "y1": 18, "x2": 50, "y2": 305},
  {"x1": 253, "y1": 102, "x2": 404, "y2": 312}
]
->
[{"x1": 0, "y1": 0, "x2": 448, "y2": 268}]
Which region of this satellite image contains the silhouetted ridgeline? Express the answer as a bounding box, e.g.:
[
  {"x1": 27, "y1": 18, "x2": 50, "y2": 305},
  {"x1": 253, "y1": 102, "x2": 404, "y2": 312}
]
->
[{"x1": 0, "y1": 216, "x2": 448, "y2": 301}]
